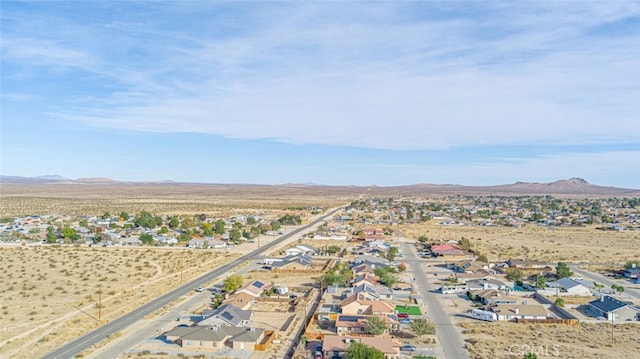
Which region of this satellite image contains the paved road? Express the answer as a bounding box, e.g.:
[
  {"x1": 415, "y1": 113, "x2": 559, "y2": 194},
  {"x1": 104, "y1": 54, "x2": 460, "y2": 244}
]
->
[
  {"x1": 400, "y1": 242, "x2": 470, "y2": 359},
  {"x1": 570, "y1": 265, "x2": 640, "y2": 301},
  {"x1": 44, "y1": 208, "x2": 342, "y2": 359}
]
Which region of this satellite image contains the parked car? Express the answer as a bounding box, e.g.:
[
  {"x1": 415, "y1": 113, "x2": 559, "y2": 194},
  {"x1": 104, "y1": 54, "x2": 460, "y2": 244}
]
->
[
  {"x1": 397, "y1": 313, "x2": 409, "y2": 319},
  {"x1": 400, "y1": 318, "x2": 413, "y2": 324},
  {"x1": 400, "y1": 344, "x2": 417, "y2": 352},
  {"x1": 314, "y1": 351, "x2": 323, "y2": 359},
  {"x1": 195, "y1": 287, "x2": 204, "y2": 292}
]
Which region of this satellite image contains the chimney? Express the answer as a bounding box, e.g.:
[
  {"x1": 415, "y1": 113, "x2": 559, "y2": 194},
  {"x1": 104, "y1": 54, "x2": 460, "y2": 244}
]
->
[
  {"x1": 514, "y1": 307, "x2": 519, "y2": 314},
  {"x1": 601, "y1": 295, "x2": 605, "y2": 302},
  {"x1": 633, "y1": 263, "x2": 637, "y2": 269}
]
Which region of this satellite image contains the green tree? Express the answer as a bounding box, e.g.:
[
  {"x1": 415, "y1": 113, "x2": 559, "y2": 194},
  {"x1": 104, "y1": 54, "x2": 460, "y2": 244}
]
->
[
  {"x1": 101, "y1": 211, "x2": 111, "y2": 219},
  {"x1": 365, "y1": 315, "x2": 387, "y2": 336},
  {"x1": 79, "y1": 219, "x2": 88, "y2": 228},
  {"x1": 476, "y1": 254, "x2": 488, "y2": 263},
  {"x1": 387, "y1": 246, "x2": 399, "y2": 261},
  {"x1": 524, "y1": 352, "x2": 538, "y2": 359},
  {"x1": 46, "y1": 226, "x2": 58, "y2": 243},
  {"x1": 139, "y1": 233, "x2": 155, "y2": 245},
  {"x1": 505, "y1": 268, "x2": 523, "y2": 282},
  {"x1": 327, "y1": 245, "x2": 342, "y2": 255},
  {"x1": 214, "y1": 219, "x2": 226, "y2": 234},
  {"x1": 223, "y1": 274, "x2": 244, "y2": 293},
  {"x1": 119, "y1": 211, "x2": 129, "y2": 221},
  {"x1": 345, "y1": 342, "x2": 384, "y2": 359},
  {"x1": 270, "y1": 221, "x2": 281, "y2": 231},
  {"x1": 61, "y1": 227, "x2": 79, "y2": 242},
  {"x1": 202, "y1": 222, "x2": 214, "y2": 236},
  {"x1": 247, "y1": 216, "x2": 257, "y2": 225},
  {"x1": 554, "y1": 297, "x2": 565, "y2": 307},
  {"x1": 134, "y1": 211, "x2": 158, "y2": 228},
  {"x1": 168, "y1": 216, "x2": 180, "y2": 229},
  {"x1": 611, "y1": 284, "x2": 625, "y2": 295},
  {"x1": 158, "y1": 226, "x2": 169, "y2": 234},
  {"x1": 181, "y1": 216, "x2": 195, "y2": 229},
  {"x1": 418, "y1": 235, "x2": 428, "y2": 243},
  {"x1": 374, "y1": 266, "x2": 398, "y2": 287},
  {"x1": 459, "y1": 237, "x2": 471, "y2": 251},
  {"x1": 556, "y1": 262, "x2": 573, "y2": 279},
  {"x1": 536, "y1": 274, "x2": 546, "y2": 289},
  {"x1": 230, "y1": 229, "x2": 242, "y2": 244},
  {"x1": 410, "y1": 318, "x2": 436, "y2": 340},
  {"x1": 278, "y1": 214, "x2": 301, "y2": 225},
  {"x1": 93, "y1": 232, "x2": 107, "y2": 243}
]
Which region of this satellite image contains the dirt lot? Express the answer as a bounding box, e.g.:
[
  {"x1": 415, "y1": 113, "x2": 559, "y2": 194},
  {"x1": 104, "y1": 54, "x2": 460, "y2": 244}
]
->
[
  {"x1": 401, "y1": 221, "x2": 640, "y2": 263},
  {"x1": 460, "y1": 321, "x2": 640, "y2": 359},
  {"x1": 0, "y1": 245, "x2": 238, "y2": 358}
]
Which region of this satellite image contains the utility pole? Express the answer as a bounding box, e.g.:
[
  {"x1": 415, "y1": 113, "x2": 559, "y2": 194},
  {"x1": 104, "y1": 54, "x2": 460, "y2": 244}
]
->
[
  {"x1": 98, "y1": 284, "x2": 102, "y2": 322},
  {"x1": 611, "y1": 313, "x2": 614, "y2": 343}
]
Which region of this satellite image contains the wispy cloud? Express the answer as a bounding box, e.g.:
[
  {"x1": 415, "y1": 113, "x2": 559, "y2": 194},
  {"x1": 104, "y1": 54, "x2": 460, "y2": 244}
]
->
[{"x1": 2, "y1": 2, "x2": 639, "y2": 152}]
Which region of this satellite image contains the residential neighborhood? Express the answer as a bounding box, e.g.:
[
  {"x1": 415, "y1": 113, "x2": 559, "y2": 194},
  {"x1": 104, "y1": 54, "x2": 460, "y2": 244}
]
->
[{"x1": 1, "y1": 196, "x2": 639, "y2": 359}]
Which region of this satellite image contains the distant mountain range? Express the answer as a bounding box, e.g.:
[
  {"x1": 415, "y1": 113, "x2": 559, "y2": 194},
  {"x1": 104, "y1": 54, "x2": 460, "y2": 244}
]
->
[{"x1": 0, "y1": 175, "x2": 638, "y2": 196}]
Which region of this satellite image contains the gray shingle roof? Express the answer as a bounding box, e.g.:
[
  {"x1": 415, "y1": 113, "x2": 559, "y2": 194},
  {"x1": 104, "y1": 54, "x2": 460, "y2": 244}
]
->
[{"x1": 589, "y1": 295, "x2": 630, "y2": 313}]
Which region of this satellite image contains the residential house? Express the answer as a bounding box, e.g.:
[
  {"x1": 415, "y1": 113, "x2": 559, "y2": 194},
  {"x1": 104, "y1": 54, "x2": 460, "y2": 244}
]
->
[
  {"x1": 322, "y1": 335, "x2": 400, "y2": 359},
  {"x1": 589, "y1": 295, "x2": 640, "y2": 321},
  {"x1": 506, "y1": 258, "x2": 553, "y2": 275},
  {"x1": 222, "y1": 292, "x2": 256, "y2": 310},
  {"x1": 271, "y1": 254, "x2": 312, "y2": 270},
  {"x1": 455, "y1": 270, "x2": 492, "y2": 283},
  {"x1": 335, "y1": 315, "x2": 368, "y2": 334},
  {"x1": 364, "y1": 240, "x2": 389, "y2": 250},
  {"x1": 351, "y1": 273, "x2": 379, "y2": 287},
  {"x1": 546, "y1": 278, "x2": 592, "y2": 296},
  {"x1": 284, "y1": 244, "x2": 317, "y2": 256},
  {"x1": 198, "y1": 304, "x2": 253, "y2": 327},
  {"x1": 236, "y1": 280, "x2": 267, "y2": 298},
  {"x1": 490, "y1": 304, "x2": 548, "y2": 321},
  {"x1": 348, "y1": 283, "x2": 393, "y2": 300},
  {"x1": 431, "y1": 244, "x2": 467, "y2": 260},
  {"x1": 470, "y1": 289, "x2": 517, "y2": 306},
  {"x1": 350, "y1": 255, "x2": 389, "y2": 269},
  {"x1": 447, "y1": 260, "x2": 488, "y2": 274},
  {"x1": 466, "y1": 278, "x2": 508, "y2": 291},
  {"x1": 165, "y1": 325, "x2": 264, "y2": 352},
  {"x1": 230, "y1": 327, "x2": 264, "y2": 351},
  {"x1": 341, "y1": 293, "x2": 395, "y2": 316},
  {"x1": 119, "y1": 236, "x2": 142, "y2": 246}
]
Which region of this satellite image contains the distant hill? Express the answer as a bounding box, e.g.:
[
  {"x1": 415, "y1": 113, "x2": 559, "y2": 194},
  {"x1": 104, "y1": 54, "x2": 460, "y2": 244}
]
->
[
  {"x1": 380, "y1": 177, "x2": 639, "y2": 197},
  {"x1": 1, "y1": 175, "x2": 638, "y2": 197}
]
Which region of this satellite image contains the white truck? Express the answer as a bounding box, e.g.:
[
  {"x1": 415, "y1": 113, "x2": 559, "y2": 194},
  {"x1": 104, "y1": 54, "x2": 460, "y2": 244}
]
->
[{"x1": 471, "y1": 309, "x2": 498, "y2": 322}]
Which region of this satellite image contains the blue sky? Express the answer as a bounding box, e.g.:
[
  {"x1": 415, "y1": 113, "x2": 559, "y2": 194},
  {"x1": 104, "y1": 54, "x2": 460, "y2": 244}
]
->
[{"x1": 1, "y1": 1, "x2": 639, "y2": 188}]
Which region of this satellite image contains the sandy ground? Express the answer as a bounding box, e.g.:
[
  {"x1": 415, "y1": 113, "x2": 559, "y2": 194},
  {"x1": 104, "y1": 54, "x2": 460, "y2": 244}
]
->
[
  {"x1": 0, "y1": 245, "x2": 238, "y2": 358},
  {"x1": 400, "y1": 221, "x2": 640, "y2": 263},
  {"x1": 460, "y1": 321, "x2": 640, "y2": 359}
]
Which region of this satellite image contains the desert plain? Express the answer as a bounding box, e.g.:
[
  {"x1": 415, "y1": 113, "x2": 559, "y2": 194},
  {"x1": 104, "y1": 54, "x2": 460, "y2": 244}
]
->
[{"x1": 0, "y1": 181, "x2": 639, "y2": 358}]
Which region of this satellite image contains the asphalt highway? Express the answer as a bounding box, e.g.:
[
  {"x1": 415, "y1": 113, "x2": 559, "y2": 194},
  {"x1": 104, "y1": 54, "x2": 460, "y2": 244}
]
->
[
  {"x1": 570, "y1": 264, "x2": 640, "y2": 301},
  {"x1": 43, "y1": 208, "x2": 341, "y2": 359}
]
